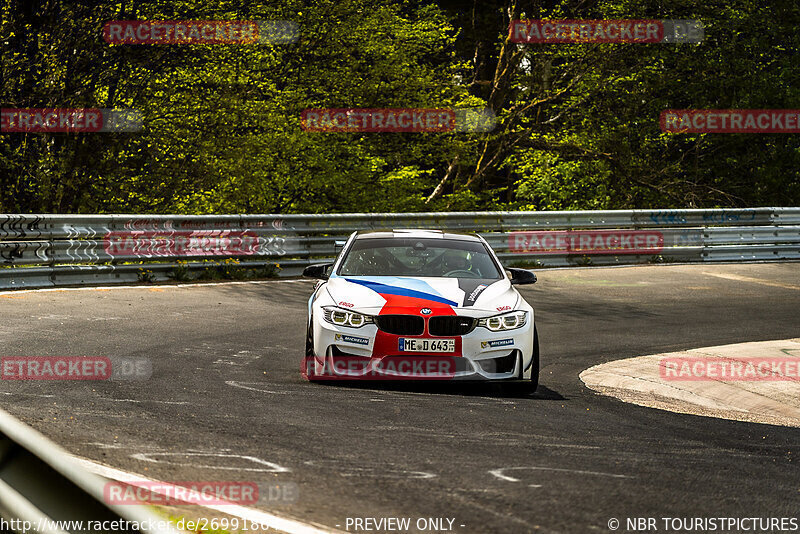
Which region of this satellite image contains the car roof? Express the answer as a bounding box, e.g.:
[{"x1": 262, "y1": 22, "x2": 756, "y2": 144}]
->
[{"x1": 355, "y1": 229, "x2": 482, "y2": 242}]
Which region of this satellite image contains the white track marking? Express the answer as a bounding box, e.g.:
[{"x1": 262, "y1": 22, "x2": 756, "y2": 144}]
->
[
  {"x1": 71, "y1": 457, "x2": 341, "y2": 534},
  {"x1": 338, "y1": 468, "x2": 437, "y2": 479},
  {"x1": 131, "y1": 452, "x2": 290, "y2": 473},
  {"x1": 0, "y1": 392, "x2": 56, "y2": 398},
  {"x1": 225, "y1": 380, "x2": 289, "y2": 395},
  {"x1": 97, "y1": 398, "x2": 190, "y2": 405},
  {"x1": 488, "y1": 469, "x2": 519, "y2": 482},
  {"x1": 303, "y1": 460, "x2": 436, "y2": 480},
  {"x1": 447, "y1": 491, "x2": 543, "y2": 531},
  {"x1": 72, "y1": 412, "x2": 128, "y2": 418},
  {"x1": 489, "y1": 466, "x2": 632, "y2": 483}
]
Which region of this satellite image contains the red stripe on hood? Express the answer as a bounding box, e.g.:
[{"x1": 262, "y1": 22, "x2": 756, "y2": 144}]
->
[{"x1": 378, "y1": 294, "x2": 456, "y2": 316}]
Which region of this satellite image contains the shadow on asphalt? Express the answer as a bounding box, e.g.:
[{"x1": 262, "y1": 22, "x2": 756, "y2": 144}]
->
[{"x1": 312, "y1": 380, "x2": 566, "y2": 401}]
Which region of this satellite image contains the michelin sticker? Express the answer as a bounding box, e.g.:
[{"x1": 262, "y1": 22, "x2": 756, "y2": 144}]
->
[
  {"x1": 335, "y1": 333, "x2": 370, "y2": 346},
  {"x1": 481, "y1": 339, "x2": 514, "y2": 349}
]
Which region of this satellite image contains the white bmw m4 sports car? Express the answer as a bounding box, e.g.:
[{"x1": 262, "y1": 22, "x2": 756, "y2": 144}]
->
[{"x1": 301, "y1": 229, "x2": 539, "y2": 391}]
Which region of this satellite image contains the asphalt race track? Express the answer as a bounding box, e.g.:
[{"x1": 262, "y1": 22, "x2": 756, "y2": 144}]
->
[{"x1": 1, "y1": 263, "x2": 799, "y2": 533}]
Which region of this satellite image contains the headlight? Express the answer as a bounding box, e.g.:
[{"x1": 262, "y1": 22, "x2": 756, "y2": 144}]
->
[
  {"x1": 478, "y1": 310, "x2": 527, "y2": 331},
  {"x1": 322, "y1": 306, "x2": 374, "y2": 328}
]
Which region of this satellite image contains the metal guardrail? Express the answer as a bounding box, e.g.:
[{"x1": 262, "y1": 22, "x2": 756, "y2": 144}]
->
[
  {"x1": 0, "y1": 208, "x2": 798, "y2": 289},
  {"x1": 0, "y1": 407, "x2": 174, "y2": 533}
]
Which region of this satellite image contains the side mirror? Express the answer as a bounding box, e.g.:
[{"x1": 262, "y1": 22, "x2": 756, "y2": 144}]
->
[
  {"x1": 303, "y1": 263, "x2": 333, "y2": 280},
  {"x1": 508, "y1": 268, "x2": 537, "y2": 285}
]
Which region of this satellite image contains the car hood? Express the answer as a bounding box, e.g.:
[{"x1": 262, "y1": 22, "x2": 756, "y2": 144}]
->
[{"x1": 325, "y1": 276, "x2": 518, "y2": 315}]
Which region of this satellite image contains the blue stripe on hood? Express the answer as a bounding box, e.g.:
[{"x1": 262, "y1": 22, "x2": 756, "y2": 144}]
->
[{"x1": 344, "y1": 278, "x2": 458, "y2": 306}]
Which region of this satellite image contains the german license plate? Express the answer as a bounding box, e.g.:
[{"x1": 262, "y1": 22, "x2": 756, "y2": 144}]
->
[{"x1": 398, "y1": 338, "x2": 455, "y2": 353}]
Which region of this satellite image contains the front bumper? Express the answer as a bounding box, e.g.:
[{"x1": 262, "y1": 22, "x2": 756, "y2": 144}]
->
[{"x1": 311, "y1": 313, "x2": 535, "y2": 380}]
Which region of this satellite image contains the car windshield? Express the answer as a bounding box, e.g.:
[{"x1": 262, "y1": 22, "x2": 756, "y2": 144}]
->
[{"x1": 337, "y1": 237, "x2": 502, "y2": 279}]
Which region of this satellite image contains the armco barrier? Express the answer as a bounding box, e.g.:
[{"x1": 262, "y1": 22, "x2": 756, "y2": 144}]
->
[
  {"x1": 0, "y1": 208, "x2": 798, "y2": 289},
  {"x1": 0, "y1": 406, "x2": 175, "y2": 533}
]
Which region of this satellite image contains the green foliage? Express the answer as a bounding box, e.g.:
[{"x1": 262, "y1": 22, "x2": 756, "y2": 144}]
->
[
  {"x1": 137, "y1": 268, "x2": 155, "y2": 283},
  {"x1": 507, "y1": 259, "x2": 544, "y2": 268},
  {"x1": 169, "y1": 260, "x2": 191, "y2": 282},
  {"x1": 195, "y1": 259, "x2": 280, "y2": 280},
  {"x1": 255, "y1": 263, "x2": 281, "y2": 279},
  {"x1": 1, "y1": 0, "x2": 798, "y2": 213},
  {"x1": 197, "y1": 259, "x2": 244, "y2": 280}
]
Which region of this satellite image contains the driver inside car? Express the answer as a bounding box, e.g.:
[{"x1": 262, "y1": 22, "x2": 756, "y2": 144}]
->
[{"x1": 440, "y1": 250, "x2": 471, "y2": 275}]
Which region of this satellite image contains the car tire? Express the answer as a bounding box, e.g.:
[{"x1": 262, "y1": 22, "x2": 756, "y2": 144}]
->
[
  {"x1": 302, "y1": 317, "x2": 321, "y2": 381},
  {"x1": 529, "y1": 324, "x2": 540, "y2": 393},
  {"x1": 505, "y1": 324, "x2": 539, "y2": 395}
]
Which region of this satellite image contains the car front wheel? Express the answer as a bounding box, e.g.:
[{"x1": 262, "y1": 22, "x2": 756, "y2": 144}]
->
[
  {"x1": 302, "y1": 316, "x2": 320, "y2": 381},
  {"x1": 529, "y1": 325, "x2": 540, "y2": 392},
  {"x1": 504, "y1": 325, "x2": 539, "y2": 395}
]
